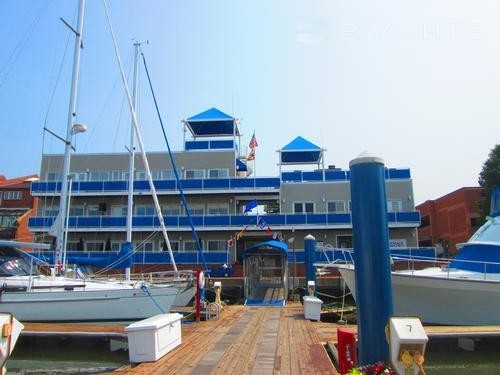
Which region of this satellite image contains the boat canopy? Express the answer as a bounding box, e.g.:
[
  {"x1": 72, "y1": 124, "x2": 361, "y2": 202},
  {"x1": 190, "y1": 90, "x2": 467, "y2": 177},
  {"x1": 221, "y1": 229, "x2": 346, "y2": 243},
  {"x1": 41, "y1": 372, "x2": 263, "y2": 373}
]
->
[
  {"x1": 279, "y1": 136, "x2": 323, "y2": 164},
  {"x1": 244, "y1": 240, "x2": 288, "y2": 257},
  {"x1": 185, "y1": 107, "x2": 240, "y2": 137}
]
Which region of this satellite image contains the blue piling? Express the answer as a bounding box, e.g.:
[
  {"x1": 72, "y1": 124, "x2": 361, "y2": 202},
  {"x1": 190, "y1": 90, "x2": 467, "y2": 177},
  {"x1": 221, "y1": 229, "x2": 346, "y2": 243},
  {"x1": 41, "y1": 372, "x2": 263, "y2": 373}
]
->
[
  {"x1": 349, "y1": 152, "x2": 394, "y2": 365},
  {"x1": 304, "y1": 234, "x2": 317, "y2": 295}
]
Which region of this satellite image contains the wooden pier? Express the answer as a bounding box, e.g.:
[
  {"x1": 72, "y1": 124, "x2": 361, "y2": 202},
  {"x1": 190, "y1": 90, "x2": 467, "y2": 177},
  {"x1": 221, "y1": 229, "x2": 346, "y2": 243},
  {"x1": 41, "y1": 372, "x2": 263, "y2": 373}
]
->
[{"x1": 111, "y1": 303, "x2": 338, "y2": 375}]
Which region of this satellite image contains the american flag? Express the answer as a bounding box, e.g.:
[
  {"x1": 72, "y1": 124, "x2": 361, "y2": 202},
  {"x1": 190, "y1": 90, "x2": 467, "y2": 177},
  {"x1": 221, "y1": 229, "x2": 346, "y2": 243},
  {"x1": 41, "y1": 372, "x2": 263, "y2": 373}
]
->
[
  {"x1": 247, "y1": 148, "x2": 255, "y2": 161},
  {"x1": 249, "y1": 132, "x2": 258, "y2": 149}
]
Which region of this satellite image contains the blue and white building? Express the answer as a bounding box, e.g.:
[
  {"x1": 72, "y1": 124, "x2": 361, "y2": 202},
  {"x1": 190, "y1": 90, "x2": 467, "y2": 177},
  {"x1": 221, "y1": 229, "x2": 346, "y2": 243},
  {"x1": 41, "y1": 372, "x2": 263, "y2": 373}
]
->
[{"x1": 28, "y1": 108, "x2": 420, "y2": 267}]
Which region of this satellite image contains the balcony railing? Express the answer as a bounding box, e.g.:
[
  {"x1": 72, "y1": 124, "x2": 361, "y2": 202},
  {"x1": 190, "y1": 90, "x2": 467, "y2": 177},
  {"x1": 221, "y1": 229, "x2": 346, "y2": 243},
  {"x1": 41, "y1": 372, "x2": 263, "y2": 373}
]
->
[{"x1": 28, "y1": 211, "x2": 420, "y2": 230}]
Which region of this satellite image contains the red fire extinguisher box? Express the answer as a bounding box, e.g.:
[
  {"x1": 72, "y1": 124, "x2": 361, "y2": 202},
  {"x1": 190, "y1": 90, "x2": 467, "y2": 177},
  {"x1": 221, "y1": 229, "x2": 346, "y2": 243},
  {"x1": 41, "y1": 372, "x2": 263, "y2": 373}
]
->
[{"x1": 337, "y1": 328, "x2": 356, "y2": 374}]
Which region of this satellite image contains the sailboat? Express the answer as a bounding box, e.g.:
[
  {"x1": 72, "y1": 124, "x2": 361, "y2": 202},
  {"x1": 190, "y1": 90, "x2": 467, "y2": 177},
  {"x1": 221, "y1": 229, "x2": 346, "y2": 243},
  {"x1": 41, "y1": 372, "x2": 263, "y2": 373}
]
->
[{"x1": 0, "y1": 0, "x2": 182, "y2": 322}]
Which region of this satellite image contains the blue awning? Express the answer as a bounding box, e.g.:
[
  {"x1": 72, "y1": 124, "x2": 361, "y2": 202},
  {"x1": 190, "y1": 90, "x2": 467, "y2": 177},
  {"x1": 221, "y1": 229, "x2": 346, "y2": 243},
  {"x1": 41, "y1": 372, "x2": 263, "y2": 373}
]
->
[
  {"x1": 244, "y1": 240, "x2": 288, "y2": 257},
  {"x1": 280, "y1": 136, "x2": 322, "y2": 164},
  {"x1": 185, "y1": 107, "x2": 240, "y2": 137}
]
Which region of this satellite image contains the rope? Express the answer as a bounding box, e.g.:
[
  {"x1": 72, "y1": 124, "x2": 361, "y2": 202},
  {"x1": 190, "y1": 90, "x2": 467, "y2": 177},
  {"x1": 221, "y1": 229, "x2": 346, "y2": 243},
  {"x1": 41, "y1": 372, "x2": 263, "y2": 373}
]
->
[
  {"x1": 140, "y1": 284, "x2": 165, "y2": 314},
  {"x1": 140, "y1": 49, "x2": 210, "y2": 274}
]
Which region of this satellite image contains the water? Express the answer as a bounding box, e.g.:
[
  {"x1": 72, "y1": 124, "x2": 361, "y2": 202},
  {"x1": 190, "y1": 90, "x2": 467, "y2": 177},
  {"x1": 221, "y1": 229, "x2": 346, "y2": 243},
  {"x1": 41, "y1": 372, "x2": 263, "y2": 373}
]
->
[{"x1": 7, "y1": 336, "x2": 128, "y2": 374}]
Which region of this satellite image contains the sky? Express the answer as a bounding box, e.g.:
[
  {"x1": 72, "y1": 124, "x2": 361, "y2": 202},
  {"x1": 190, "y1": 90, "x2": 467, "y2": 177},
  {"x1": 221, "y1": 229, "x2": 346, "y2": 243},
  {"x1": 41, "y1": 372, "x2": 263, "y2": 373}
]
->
[{"x1": 0, "y1": 0, "x2": 499, "y2": 205}]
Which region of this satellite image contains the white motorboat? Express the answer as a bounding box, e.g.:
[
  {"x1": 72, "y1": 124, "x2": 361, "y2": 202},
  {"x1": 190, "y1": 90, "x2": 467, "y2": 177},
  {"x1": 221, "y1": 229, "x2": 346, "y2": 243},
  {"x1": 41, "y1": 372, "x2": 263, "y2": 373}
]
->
[{"x1": 316, "y1": 206, "x2": 500, "y2": 325}]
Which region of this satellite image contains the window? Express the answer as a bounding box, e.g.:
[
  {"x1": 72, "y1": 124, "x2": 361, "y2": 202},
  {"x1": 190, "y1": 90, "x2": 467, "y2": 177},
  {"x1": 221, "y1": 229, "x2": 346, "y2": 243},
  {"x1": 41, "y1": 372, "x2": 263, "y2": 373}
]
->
[
  {"x1": 207, "y1": 240, "x2": 227, "y2": 251},
  {"x1": 44, "y1": 207, "x2": 59, "y2": 216},
  {"x1": 136, "y1": 205, "x2": 155, "y2": 216},
  {"x1": 87, "y1": 241, "x2": 104, "y2": 251},
  {"x1": 70, "y1": 172, "x2": 87, "y2": 181},
  {"x1": 183, "y1": 241, "x2": 200, "y2": 251},
  {"x1": 3, "y1": 191, "x2": 22, "y2": 200},
  {"x1": 160, "y1": 170, "x2": 175, "y2": 180},
  {"x1": 208, "y1": 169, "x2": 229, "y2": 178},
  {"x1": 89, "y1": 171, "x2": 109, "y2": 181},
  {"x1": 66, "y1": 242, "x2": 82, "y2": 251},
  {"x1": 87, "y1": 205, "x2": 101, "y2": 216},
  {"x1": 387, "y1": 200, "x2": 402, "y2": 212},
  {"x1": 46, "y1": 172, "x2": 62, "y2": 181},
  {"x1": 161, "y1": 240, "x2": 180, "y2": 251},
  {"x1": 122, "y1": 171, "x2": 130, "y2": 180},
  {"x1": 162, "y1": 205, "x2": 180, "y2": 216},
  {"x1": 111, "y1": 170, "x2": 122, "y2": 181},
  {"x1": 185, "y1": 169, "x2": 204, "y2": 179},
  {"x1": 111, "y1": 242, "x2": 121, "y2": 251},
  {"x1": 294, "y1": 202, "x2": 314, "y2": 214},
  {"x1": 420, "y1": 215, "x2": 430, "y2": 228},
  {"x1": 0, "y1": 216, "x2": 17, "y2": 227},
  {"x1": 111, "y1": 205, "x2": 127, "y2": 216},
  {"x1": 134, "y1": 242, "x2": 153, "y2": 252},
  {"x1": 151, "y1": 170, "x2": 160, "y2": 180},
  {"x1": 188, "y1": 206, "x2": 204, "y2": 215},
  {"x1": 69, "y1": 206, "x2": 84, "y2": 216},
  {"x1": 328, "y1": 200, "x2": 346, "y2": 213},
  {"x1": 207, "y1": 205, "x2": 229, "y2": 215},
  {"x1": 135, "y1": 170, "x2": 146, "y2": 180}
]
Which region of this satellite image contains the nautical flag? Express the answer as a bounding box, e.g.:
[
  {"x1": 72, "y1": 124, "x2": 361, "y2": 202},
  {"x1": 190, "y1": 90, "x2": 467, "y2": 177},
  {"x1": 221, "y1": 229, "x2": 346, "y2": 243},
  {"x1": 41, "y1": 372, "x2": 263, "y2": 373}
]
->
[
  {"x1": 249, "y1": 132, "x2": 258, "y2": 149},
  {"x1": 247, "y1": 149, "x2": 255, "y2": 161},
  {"x1": 227, "y1": 237, "x2": 234, "y2": 247},
  {"x1": 244, "y1": 199, "x2": 258, "y2": 213}
]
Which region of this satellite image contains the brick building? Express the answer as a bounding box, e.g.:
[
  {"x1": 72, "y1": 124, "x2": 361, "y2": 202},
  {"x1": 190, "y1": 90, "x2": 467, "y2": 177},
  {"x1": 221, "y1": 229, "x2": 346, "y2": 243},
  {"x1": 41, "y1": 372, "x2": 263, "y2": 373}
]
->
[
  {"x1": 0, "y1": 175, "x2": 38, "y2": 242},
  {"x1": 416, "y1": 187, "x2": 484, "y2": 256}
]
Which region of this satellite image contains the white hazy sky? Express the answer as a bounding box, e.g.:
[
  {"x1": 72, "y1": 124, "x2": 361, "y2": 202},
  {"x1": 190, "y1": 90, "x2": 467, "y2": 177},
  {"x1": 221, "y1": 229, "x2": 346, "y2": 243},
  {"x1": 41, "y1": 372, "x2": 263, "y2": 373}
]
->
[{"x1": 0, "y1": 0, "x2": 499, "y2": 204}]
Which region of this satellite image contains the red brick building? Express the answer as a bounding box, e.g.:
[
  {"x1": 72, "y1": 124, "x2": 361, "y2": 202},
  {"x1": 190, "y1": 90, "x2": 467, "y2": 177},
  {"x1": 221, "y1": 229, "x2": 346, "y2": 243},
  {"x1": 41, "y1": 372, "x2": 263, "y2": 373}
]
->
[
  {"x1": 416, "y1": 187, "x2": 483, "y2": 256},
  {"x1": 0, "y1": 175, "x2": 38, "y2": 242}
]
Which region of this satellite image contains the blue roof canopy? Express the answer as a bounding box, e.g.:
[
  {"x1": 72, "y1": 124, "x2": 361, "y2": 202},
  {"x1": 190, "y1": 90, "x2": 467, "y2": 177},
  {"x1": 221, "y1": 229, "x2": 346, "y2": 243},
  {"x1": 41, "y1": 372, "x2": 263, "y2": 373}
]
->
[
  {"x1": 280, "y1": 136, "x2": 323, "y2": 164},
  {"x1": 244, "y1": 240, "x2": 288, "y2": 257},
  {"x1": 185, "y1": 107, "x2": 240, "y2": 137}
]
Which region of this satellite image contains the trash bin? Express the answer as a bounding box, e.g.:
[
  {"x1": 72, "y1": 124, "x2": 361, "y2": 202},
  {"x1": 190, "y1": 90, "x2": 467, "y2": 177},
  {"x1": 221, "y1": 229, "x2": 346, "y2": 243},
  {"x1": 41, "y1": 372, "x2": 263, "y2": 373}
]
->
[{"x1": 303, "y1": 295, "x2": 323, "y2": 321}]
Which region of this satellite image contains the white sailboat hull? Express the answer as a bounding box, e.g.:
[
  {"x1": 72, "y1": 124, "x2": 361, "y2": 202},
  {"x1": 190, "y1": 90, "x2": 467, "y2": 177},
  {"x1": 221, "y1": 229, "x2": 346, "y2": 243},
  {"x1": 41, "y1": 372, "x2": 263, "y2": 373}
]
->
[{"x1": 336, "y1": 264, "x2": 500, "y2": 325}]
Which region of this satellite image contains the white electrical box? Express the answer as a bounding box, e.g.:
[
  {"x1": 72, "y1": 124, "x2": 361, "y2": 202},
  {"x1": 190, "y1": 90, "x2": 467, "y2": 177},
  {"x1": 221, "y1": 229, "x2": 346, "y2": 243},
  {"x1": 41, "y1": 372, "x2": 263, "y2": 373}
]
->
[
  {"x1": 389, "y1": 317, "x2": 428, "y2": 375},
  {"x1": 126, "y1": 313, "x2": 182, "y2": 363}
]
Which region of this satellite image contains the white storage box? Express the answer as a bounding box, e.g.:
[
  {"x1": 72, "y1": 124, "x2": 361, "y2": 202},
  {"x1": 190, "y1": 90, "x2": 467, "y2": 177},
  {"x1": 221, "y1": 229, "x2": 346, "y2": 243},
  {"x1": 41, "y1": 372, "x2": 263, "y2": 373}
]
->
[
  {"x1": 125, "y1": 313, "x2": 182, "y2": 363},
  {"x1": 303, "y1": 296, "x2": 323, "y2": 321}
]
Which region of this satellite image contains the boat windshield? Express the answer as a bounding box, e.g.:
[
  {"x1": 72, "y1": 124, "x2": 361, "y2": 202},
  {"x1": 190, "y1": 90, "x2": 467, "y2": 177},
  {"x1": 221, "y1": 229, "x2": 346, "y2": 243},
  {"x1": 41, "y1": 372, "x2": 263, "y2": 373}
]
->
[
  {"x1": 0, "y1": 247, "x2": 41, "y2": 277},
  {"x1": 468, "y1": 216, "x2": 500, "y2": 243}
]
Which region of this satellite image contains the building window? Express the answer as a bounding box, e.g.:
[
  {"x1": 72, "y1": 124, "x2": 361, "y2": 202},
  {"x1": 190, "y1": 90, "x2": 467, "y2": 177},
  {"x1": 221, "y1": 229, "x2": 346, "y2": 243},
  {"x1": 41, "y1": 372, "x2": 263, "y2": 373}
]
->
[
  {"x1": 70, "y1": 172, "x2": 87, "y2": 181},
  {"x1": 160, "y1": 170, "x2": 175, "y2": 180},
  {"x1": 162, "y1": 240, "x2": 180, "y2": 251},
  {"x1": 188, "y1": 206, "x2": 204, "y2": 215},
  {"x1": 162, "y1": 205, "x2": 180, "y2": 216},
  {"x1": 46, "y1": 172, "x2": 62, "y2": 181},
  {"x1": 294, "y1": 202, "x2": 314, "y2": 214},
  {"x1": 134, "y1": 242, "x2": 153, "y2": 252},
  {"x1": 207, "y1": 205, "x2": 229, "y2": 215},
  {"x1": 87, "y1": 241, "x2": 104, "y2": 251},
  {"x1": 208, "y1": 169, "x2": 229, "y2": 179},
  {"x1": 185, "y1": 169, "x2": 204, "y2": 179},
  {"x1": 387, "y1": 200, "x2": 402, "y2": 212},
  {"x1": 135, "y1": 170, "x2": 146, "y2": 180},
  {"x1": 44, "y1": 207, "x2": 59, "y2": 216},
  {"x1": 328, "y1": 200, "x2": 346, "y2": 213},
  {"x1": 111, "y1": 205, "x2": 127, "y2": 216},
  {"x1": 136, "y1": 205, "x2": 155, "y2": 216},
  {"x1": 87, "y1": 205, "x2": 101, "y2": 216},
  {"x1": 111, "y1": 170, "x2": 122, "y2": 181},
  {"x1": 207, "y1": 240, "x2": 227, "y2": 251},
  {"x1": 69, "y1": 206, "x2": 84, "y2": 216},
  {"x1": 420, "y1": 215, "x2": 430, "y2": 228},
  {"x1": 3, "y1": 191, "x2": 22, "y2": 200},
  {"x1": 111, "y1": 242, "x2": 121, "y2": 251},
  {"x1": 88, "y1": 171, "x2": 109, "y2": 181},
  {"x1": 122, "y1": 171, "x2": 130, "y2": 180},
  {"x1": 184, "y1": 240, "x2": 200, "y2": 251}
]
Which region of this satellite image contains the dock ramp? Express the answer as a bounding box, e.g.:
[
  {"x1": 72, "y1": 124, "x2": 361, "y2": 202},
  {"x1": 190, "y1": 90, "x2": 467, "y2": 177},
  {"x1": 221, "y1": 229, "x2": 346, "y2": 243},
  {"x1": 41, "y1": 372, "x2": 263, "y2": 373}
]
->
[{"x1": 244, "y1": 240, "x2": 288, "y2": 307}]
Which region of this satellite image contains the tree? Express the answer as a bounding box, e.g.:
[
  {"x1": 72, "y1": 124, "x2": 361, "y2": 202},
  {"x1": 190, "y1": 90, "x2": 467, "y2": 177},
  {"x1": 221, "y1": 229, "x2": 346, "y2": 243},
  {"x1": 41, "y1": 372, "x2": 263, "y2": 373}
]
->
[{"x1": 478, "y1": 143, "x2": 500, "y2": 220}]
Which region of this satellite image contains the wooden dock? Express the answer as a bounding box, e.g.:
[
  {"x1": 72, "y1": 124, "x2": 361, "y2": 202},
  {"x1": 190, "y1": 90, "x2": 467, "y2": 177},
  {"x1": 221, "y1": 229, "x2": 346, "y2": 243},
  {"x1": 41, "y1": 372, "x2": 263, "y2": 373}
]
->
[{"x1": 111, "y1": 303, "x2": 338, "y2": 375}]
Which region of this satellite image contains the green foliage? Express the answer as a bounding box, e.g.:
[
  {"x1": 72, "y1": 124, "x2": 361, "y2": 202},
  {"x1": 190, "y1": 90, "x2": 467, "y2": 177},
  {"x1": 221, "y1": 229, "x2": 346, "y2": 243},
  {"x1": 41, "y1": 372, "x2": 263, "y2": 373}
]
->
[{"x1": 479, "y1": 144, "x2": 500, "y2": 220}]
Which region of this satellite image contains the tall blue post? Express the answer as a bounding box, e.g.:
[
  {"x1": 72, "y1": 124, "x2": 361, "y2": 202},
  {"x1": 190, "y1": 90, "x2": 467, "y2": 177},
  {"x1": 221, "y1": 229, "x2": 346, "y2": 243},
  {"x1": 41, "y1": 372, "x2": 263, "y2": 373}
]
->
[
  {"x1": 304, "y1": 234, "x2": 317, "y2": 295},
  {"x1": 349, "y1": 152, "x2": 393, "y2": 365}
]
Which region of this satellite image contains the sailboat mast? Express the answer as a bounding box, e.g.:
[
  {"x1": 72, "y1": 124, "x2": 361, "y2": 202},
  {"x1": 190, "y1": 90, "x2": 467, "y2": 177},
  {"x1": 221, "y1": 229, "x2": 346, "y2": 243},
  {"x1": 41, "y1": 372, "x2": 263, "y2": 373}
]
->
[
  {"x1": 56, "y1": 0, "x2": 85, "y2": 270},
  {"x1": 125, "y1": 42, "x2": 141, "y2": 280}
]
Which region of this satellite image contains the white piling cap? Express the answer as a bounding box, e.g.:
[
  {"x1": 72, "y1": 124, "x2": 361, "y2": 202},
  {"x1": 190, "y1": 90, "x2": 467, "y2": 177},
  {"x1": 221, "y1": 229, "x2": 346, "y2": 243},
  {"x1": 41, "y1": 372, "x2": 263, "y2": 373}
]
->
[
  {"x1": 304, "y1": 234, "x2": 316, "y2": 240},
  {"x1": 349, "y1": 150, "x2": 385, "y2": 167}
]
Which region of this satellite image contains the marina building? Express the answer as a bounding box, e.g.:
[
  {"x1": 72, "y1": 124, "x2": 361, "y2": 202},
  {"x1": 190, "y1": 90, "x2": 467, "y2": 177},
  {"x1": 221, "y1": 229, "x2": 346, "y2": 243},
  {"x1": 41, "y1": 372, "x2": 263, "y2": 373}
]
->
[{"x1": 28, "y1": 108, "x2": 420, "y2": 267}]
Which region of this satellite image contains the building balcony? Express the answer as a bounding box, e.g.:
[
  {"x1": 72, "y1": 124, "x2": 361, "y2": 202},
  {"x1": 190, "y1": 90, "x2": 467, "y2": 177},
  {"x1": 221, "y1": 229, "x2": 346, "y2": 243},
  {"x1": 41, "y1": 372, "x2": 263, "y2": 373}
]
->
[{"x1": 28, "y1": 211, "x2": 420, "y2": 232}]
